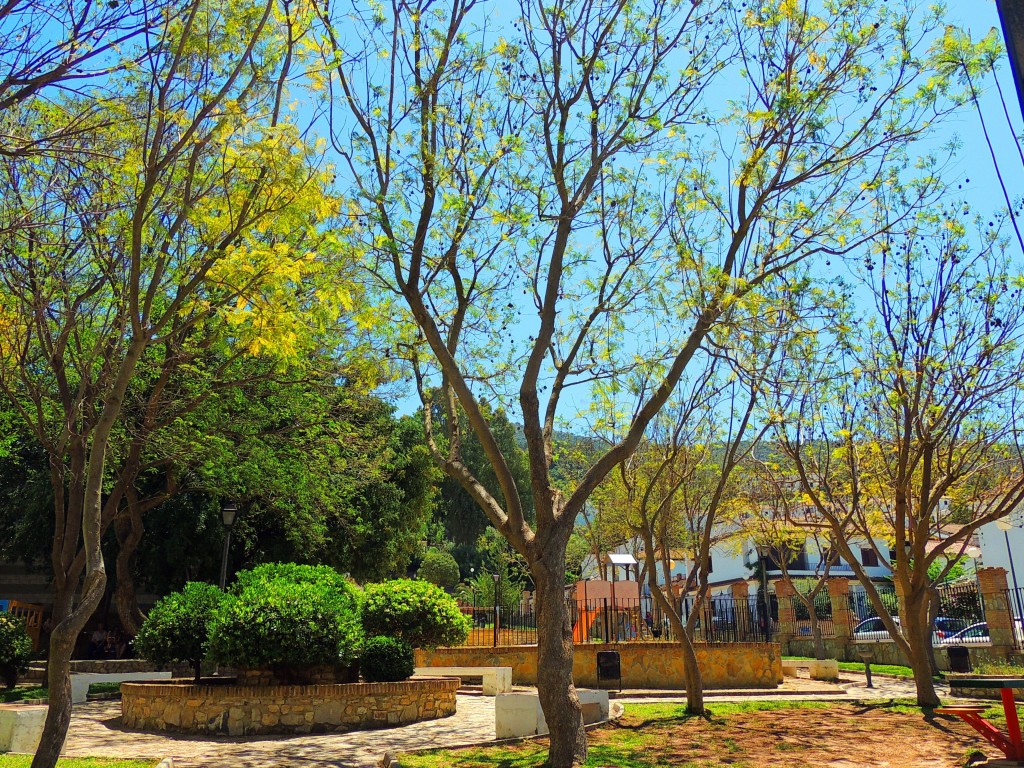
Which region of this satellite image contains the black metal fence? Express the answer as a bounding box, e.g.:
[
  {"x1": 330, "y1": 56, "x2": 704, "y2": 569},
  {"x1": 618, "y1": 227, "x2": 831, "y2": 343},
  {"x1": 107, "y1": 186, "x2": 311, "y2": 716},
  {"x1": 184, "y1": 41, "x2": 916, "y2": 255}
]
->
[
  {"x1": 935, "y1": 581, "x2": 984, "y2": 643},
  {"x1": 847, "y1": 585, "x2": 898, "y2": 640},
  {"x1": 791, "y1": 590, "x2": 835, "y2": 638},
  {"x1": 1007, "y1": 588, "x2": 1024, "y2": 649},
  {"x1": 456, "y1": 594, "x2": 777, "y2": 647}
]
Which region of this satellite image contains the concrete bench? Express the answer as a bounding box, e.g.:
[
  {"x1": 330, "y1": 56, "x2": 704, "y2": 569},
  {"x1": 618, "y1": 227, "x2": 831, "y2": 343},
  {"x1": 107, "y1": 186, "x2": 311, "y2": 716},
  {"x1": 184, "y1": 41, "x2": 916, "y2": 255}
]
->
[
  {"x1": 781, "y1": 658, "x2": 839, "y2": 681},
  {"x1": 495, "y1": 690, "x2": 611, "y2": 739},
  {"x1": 0, "y1": 704, "x2": 47, "y2": 753},
  {"x1": 414, "y1": 666, "x2": 512, "y2": 695},
  {"x1": 71, "y1": 671, "x2": 172, "y2": 704}
]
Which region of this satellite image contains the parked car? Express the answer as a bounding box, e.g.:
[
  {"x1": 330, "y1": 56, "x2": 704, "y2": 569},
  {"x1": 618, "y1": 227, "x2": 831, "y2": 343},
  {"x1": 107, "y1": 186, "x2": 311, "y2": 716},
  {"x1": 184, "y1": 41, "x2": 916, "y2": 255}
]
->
[
  {"x1": 853, "y1": 615, "x2": 969, "y2": 642},
  {"x1": 938, "y1": 618, "x2": 1024, "y2": 646}
]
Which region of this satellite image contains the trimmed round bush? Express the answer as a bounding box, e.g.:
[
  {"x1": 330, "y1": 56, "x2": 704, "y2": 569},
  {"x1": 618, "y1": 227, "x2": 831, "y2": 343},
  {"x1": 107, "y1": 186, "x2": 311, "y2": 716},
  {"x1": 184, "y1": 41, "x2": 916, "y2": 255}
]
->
[
  {"x1": 230, "y1": 562, "x2": 354, "y2": 594},
  {"x1": 361, "y1": 579, "x2": 470, "y2": 649},
  {"x1": 417, "y1": 549, "x2": 461, "y2": 592},
  {"x1": 208, "y1": 565, "x2": 362, "y2": 669},
  {"x1": 360, "y1": 636, "x2": 414, "y2": 683},
  {"x1": 0, "y1": 614, "x2": 33, "y2": 689},
  {"x1": 134, "y1": 582, "x2": 225, "y2": 682}
]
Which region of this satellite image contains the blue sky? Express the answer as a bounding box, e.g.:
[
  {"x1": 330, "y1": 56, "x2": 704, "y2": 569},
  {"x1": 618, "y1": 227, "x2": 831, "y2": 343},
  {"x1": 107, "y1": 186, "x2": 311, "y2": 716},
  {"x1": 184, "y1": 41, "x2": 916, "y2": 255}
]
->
[{"x1": 373, "y1": 0, "x2": 1024, "y2": 420}]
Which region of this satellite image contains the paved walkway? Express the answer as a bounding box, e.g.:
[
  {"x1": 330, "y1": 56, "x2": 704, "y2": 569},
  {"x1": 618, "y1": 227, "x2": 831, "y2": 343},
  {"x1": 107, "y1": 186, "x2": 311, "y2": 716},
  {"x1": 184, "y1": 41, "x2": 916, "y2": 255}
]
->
[
  {"x1": 61, "y1": 695, "x2": 495, "y2": 768},
  {"x1": 58, "y1": 674, "x2": 956, "y2": 768}
]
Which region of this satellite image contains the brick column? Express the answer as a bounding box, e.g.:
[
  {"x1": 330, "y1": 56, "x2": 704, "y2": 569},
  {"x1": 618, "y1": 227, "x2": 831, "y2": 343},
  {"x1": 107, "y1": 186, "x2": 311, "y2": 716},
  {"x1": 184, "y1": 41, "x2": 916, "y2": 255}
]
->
[
  {"x1": 977, "y1": 567, "x2": 1015, "y2": 653},
  {"x1": 731, "y1": 581, "x2": 752, "y2": 609},
  {"x1": 774, "y1": 579, "x2": 797, "y2": 641},
  {"x1": 827, "y1": 578, "x2": 853, "y2": 642}
]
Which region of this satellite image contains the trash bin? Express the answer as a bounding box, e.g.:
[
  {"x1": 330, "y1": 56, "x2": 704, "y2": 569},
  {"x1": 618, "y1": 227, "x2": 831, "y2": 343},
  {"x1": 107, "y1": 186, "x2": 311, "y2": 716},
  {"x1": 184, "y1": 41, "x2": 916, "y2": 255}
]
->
[
  {"x1": 596, "y1": 650, "x2": 621, "y2": 690},
  {"x1": 946, "y1": 645, "x2": 972, "y2": 673}
]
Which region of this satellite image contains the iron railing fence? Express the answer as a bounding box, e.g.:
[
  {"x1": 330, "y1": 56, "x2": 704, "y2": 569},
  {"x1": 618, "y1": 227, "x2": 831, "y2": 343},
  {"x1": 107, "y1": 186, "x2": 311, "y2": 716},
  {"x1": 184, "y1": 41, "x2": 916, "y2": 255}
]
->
[
  {"x1": 934, "y1": 581, "x2": 984, "y2": 643},
  {"x1": 791, "y1": 590, "x2": 835, "y2": 638},
  {"x1": 1006, "y1": 588, "x2": 1024, "y2": 649},
  {"x1": 456, "y1": 594, "x2": 777, "y2": 647},
  {"x1": 847, "y1": 586, "x2": 898, "y2": 640}
]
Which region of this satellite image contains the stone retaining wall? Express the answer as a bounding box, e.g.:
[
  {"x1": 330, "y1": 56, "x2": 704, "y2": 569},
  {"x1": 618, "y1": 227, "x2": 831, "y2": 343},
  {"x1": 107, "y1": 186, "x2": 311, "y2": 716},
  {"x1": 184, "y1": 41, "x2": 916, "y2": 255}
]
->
[
  {"x1": 122, "y1": 677, "x2": 458, "y2": 736},
  {"x1": 415, "y1": 642, "x2": 781, "y2": 689},
  {"x1": 785, "y1": 638, "x2": 1023, "y2": 673}
]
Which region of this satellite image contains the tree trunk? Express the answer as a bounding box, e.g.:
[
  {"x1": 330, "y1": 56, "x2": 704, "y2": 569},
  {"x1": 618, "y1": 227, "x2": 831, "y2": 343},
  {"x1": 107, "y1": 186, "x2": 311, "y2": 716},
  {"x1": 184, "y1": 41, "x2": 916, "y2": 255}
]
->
[
  {"x1": 678, "y1": 626, "x2": 704, "y2": 713},
  {"x1": 926, "y1": 587, "x2": 941, "y2": 677},
  {"x1": 31, "y1": 569, "x2": 106, "y2": 768},
  {"x1": 532, "y1": 557, "x2": 586, "y2": 768},
  {"x1": 810, "y1": 612, "x2": 826, "y2": 660},
  {"x1": 113, "y1": 506, "x2": 147, "y2": 637},
  {"x1": 904, "y1": 595, "x2": 940, "y2": 708}
]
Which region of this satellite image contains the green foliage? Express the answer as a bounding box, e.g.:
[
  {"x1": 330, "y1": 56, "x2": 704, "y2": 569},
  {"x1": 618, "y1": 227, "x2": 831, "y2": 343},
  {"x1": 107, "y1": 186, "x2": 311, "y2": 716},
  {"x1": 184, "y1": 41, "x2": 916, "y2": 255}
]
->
[
  {"x1": 430, "y1": 402, "x2": 534, "y2": 551},
  {"x1": 359, "y1": 636, "x2": 415, "y2": 682},
  {"x1": 134, "y1": 393, "x2": 435, "y2": 595},
  {"x1": 417, "y1": 549, "x2": 461, "y2": 591},
  {"x1": 230, "y1": 562, "x2": 354, "y2": 594},
  {"x1": 361, "y1": 579, "x2": 470, "y2": 649},
  {"x1": 133, "y1": 582, "x2": 225, "y2": 677},
  {"x1": 208, "y1": 564, "x2": 362, "y2": 668},
  {"x1": 0, "y1": 614, "x2": 33, "y2": 689}
]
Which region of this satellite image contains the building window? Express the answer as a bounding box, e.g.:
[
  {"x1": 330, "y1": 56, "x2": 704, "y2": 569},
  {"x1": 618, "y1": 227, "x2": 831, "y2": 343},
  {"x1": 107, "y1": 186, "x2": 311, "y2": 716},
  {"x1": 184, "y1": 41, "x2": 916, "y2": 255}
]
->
[{"x1": 861, "y1": 548, "x2": 879, "y2": 567}]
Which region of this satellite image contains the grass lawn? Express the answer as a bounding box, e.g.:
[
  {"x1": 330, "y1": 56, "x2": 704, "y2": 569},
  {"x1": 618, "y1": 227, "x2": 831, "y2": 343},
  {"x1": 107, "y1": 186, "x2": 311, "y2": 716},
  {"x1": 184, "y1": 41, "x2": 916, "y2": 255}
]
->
[
  {"x1": 400, "y1": 699, "x2": 997, "y2": 768},
  {"x1": 783, "y1": 656, "x2": 938, "y2": 679},
  {"x1": 0, "y1": 687, "x2": 46, "y2": 703},
  {"x1": 0, "y1": 682, "x2": 123, "y2": 703},
  {"x1": 0, "y1": 759, "x2": 156, "y2": 768}
]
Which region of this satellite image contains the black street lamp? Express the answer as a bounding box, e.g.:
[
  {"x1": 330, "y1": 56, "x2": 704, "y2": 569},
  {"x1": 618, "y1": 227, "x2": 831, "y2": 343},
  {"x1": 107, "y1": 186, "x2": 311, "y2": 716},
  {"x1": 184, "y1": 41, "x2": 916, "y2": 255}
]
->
[
  {"x1": 996, "y1": 0, "x2": 1024, "y2": 123},
  {"x1": 996, "y1": 518, "x2": 1022, "y2": 617},
  {"x1": 754, "y1": 543, "x2": 772, "y2": 642},
  {"x1": 219, "y1": 501, "x2": 239, "y2": 590}
]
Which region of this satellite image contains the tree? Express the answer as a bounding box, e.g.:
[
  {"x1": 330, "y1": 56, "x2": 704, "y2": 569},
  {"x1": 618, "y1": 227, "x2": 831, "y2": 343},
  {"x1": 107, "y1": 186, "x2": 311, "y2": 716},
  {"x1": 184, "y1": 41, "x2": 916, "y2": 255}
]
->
[
  {"x1": 431, "y1": 401, "x2": 535, "y2": 553},
  {"x1": 121, "y1": 390, "x2": 436, "y2": 598},
  {"x1": 314, "y1": 0, "x2": 965, "y2": 761},
  {"x1": 0, "y1": 2, "x2": 337, "y2": 761},
  {"x1": 418, "y1": 548, "x2": 461, "y2": 591},
  {"x1": 0, "y1": 1, "x2": 171, "y2": 162},
  {"x1": 738, "y1": 459, "x2": 843, "y2": 660},
  {"x1": 776, "y1": 210, "x2": 1024, "y2": 707}
]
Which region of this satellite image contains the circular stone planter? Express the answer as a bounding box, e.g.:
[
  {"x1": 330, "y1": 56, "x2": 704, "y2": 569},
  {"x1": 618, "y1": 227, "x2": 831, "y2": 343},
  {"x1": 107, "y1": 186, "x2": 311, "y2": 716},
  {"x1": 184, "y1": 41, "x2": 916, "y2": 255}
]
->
[{"x1": 122, "y1": 676, "x2": 459, "y2": 736}]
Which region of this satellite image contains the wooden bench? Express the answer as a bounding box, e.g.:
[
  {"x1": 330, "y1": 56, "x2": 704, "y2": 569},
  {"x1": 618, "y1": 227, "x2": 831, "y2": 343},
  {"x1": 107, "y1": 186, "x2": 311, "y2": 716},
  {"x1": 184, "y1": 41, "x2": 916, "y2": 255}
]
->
[
  {"x1": 935, "y1": 705, "x2": 988, "y2": 715},
  {"x1": 781, "y1": 658, "x2": 840, "y2": 681},
  {"x1": 413, "y1": 666, "x2": 512, "y2": 695},
  {"x1": 70, "y1": 671, "x2": 172, "y2": 704},
  {"x1": 0, "y1": 704, "x2": 46, "y2": 753}
]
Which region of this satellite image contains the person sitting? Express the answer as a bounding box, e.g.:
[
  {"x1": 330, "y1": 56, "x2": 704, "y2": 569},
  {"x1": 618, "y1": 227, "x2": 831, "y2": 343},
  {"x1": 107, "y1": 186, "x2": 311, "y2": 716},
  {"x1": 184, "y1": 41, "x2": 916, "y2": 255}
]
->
[{"x1": 87, "y1": 626, "x2": 107, "y2": 658}]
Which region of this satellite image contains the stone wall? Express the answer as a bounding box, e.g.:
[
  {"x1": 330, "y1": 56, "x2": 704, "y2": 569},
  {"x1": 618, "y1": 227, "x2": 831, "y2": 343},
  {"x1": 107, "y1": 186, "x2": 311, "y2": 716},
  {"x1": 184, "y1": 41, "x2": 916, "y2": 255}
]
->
[
  {"x1": 122, "y1": 677, "x2": 458, "y2": 736},
  {"x1": 785, "y1": 637, "x2": 1022, "y2": 672},
  {"x1": 415, "y1": 642, "x2": 781, "y2": 690}
]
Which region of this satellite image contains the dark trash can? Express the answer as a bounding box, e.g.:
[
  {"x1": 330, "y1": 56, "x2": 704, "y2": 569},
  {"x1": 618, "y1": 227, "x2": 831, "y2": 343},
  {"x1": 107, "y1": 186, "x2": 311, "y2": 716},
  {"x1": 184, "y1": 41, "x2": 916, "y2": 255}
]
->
[
  {"x1": 596, "y1": 650, "x2": 621, "y2": 690},
  {"x1": 946, "y1": 645, "x2": 972, "y2": 673}
]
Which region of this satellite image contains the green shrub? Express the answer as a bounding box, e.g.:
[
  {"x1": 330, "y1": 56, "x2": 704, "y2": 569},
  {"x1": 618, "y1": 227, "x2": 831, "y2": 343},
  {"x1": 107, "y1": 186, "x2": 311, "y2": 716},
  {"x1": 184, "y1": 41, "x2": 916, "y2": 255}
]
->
[
  {"x1": 360, "y1": 636, "x2": 414, "y2": 682},
  {"x1": 0, "y1": 614, "x2": 33, "y2": 689},
  {"x1": 361, "y1": 579, "x2": 470, "y2": 649},
  {"x1": 230, "y1": 562, "x2": 355, "y2": 594},
  {"x1": 133, "y1": 582, "x2": 225, "y2": 683},
  {"x1": 417, "y1": 549, "x2": 461, "y2": 592},
  {"x1": 208, "y1": 567, "x2": 362, "y2": 669}
]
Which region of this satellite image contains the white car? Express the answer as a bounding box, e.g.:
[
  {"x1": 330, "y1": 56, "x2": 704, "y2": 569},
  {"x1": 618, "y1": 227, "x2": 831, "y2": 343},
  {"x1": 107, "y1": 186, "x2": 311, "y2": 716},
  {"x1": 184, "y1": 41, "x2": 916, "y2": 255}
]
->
[
  {"x1": 853, "y1": 615, "x2": 970, "y2": 643},
  {"x1": 938, "y1": 618, "x2": 1024, "y2": 646}
]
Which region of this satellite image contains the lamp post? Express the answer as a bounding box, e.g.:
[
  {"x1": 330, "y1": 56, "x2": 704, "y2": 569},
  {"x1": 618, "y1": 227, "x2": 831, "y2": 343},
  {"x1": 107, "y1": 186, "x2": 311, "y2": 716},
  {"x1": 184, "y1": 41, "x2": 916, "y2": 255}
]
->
[
  {"x1": 218, "y1": 501, "x2": 239, "y2": 590},
  {"x1": 996, "y1": 518, "x2": 1022, "y2": 617},
  {"x1": 754, "y1": 543, "x2": 771, "y2": 642},
  {"x1": 492, "y1": 571, "x2": 500, "y2": 648}
]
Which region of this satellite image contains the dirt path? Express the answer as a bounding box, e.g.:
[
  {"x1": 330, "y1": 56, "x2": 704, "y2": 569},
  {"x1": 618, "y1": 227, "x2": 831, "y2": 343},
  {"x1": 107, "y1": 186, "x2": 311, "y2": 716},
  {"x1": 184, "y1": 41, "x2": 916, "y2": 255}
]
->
[{"x1": 595, "y1": 702, "x2": 984, "y2": 768}]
